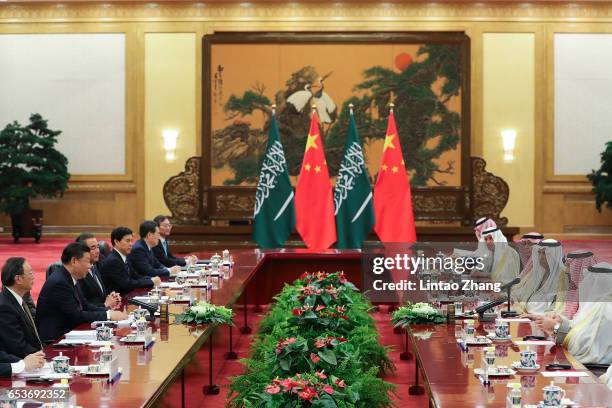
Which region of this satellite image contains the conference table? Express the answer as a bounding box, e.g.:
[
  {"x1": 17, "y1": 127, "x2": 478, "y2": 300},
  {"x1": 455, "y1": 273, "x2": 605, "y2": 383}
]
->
[
  {"x1": 1, "y1": 249, "x2": 610, "y2": 407},
  {"x1": 408, "y1": 320, "x2": 612, "y2": 407}
]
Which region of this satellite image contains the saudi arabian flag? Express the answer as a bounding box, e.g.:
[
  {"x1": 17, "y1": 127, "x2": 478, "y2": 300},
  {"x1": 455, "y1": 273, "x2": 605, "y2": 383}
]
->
[
  {"x1": 252, "y1": 114, "x2": 296, "y2": 248},
  {"x1": 334, "y1": 111, "x2": 375, "y2": 249}
]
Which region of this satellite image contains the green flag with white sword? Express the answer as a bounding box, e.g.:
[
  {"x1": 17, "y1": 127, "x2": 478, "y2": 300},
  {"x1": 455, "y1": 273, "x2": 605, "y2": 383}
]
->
[
  {"x1": 334, "y1": 107, "x2": 375, "y2": 248},
  {"x1": 252, "y1": 111, "x2": 296, "y2": 248}
]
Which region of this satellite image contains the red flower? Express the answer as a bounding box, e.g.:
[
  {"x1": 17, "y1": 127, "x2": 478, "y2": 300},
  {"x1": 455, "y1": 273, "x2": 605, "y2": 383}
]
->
[
  {"x1": 265, "y1": 385, "x2": 281, "y2": 394},
  {"x1": 310, "y1": 353, "x2": 320, "y2": 363},
  {"x1": 337, "y1": 337, "x2": 347, "y2": 343},
  {"x1": 292, "y1": 308, "x2": 303, "y2": 316},
  {"x1": 339, "y1": 315, "x2": 348, "y2": 320},
  {"x1": 285, "y1": 338, "x2": 297, "y2": 345},
  {"x1": 314, "y1": 339, "x2": 326, "y2": 349},
  {"x1": 300, "y1": 272, "x2": 309, "y2": 280},
  {"x1": 315, "y1": 371, "x2": 327, "y2": 380},
  {"x1": 322, "y1": 385, "x2": 334, "y2": 394},
  {"x1": 315, "y1": 305, "x2": 326, "y2": 312},
  {"x1": 335, "y1": 379, "x2": 346, "y2": 388}
]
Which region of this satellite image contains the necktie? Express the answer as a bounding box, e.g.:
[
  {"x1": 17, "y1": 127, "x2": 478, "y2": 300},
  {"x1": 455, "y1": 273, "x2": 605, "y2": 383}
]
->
[
  {"x1": 163, "y1": 240, "x2": 168, "y2": 256},
  {"x1": 74, "y1": 284, "x2": 83, "y2": 311},
  {"x1": 21, "y1": 301, "x2": 42, "y2": 348},
  {"x1": 91, "y1": 270, "x2": 104, "y2": 294}
]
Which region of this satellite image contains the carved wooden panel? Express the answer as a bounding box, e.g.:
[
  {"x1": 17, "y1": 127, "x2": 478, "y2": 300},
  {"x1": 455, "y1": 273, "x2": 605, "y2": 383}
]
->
[
  {"x1": 163, "y1": 156, "x2": 202, "y2": 224},
  {"x1": 470, "y1": 157, "x2": 509, "y2": 227}
]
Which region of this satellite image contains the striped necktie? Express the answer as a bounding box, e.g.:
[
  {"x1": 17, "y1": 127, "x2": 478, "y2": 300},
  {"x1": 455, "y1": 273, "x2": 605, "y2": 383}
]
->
[{"x1": 21, "y1": 301, "x2": 42, "y2": 348}]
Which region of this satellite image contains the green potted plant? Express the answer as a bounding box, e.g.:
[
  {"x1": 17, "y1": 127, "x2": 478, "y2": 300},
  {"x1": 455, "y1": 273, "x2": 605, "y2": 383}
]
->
[
  {"x1": 588, "y1": 141, "x2": 612, "y2": 212},
  {"x1": 0, "y1": 114, "x2": 69, "y2": 243}
]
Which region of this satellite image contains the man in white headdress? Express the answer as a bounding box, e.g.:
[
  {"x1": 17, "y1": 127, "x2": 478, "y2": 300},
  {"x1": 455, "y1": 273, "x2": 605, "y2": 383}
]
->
[
  {"x1": 514, "y1": 239, "x2": 567, "y2": 314},
  {"x1": 533, "y1": 262, "x2": 612, "y2": 365},
  {"x1": 517, "y1": 232, "x2": 544, "y2": 272},
  {"x1": 453, "y1": 217, "x2": 498, "y2": 258},
  {"x1": 557, "y1": 250, "x2": 598, "y2": 319},
  {"x1": 601, "y1": 365, "x2": 612, "y2": 390},
  {"x1": 470, "y1": 226, "x2": 520, "y2": 285}
]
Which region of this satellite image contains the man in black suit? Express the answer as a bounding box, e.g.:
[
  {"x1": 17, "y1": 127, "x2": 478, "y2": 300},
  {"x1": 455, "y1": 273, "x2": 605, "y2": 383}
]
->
[
  {"x1": 128, "y1": 221, "x2": 179, "y2": 278},
  {"x1": 100, "y1": 227, "x2": 161, "y2": 295},
  {"x1": 0, "y1": 348, "x2": 45, "y2": 378},
  {"x1": 152, "y1": 215, "x2": 196, "y2": 267},
  {"x1": 0, "y1": 257, "x2": 42, "y2": 358},
  {"x1": 35, "y1": 243, "x2": 128, "y2": 342},
  {"x1": 75, "y1": 233, "x2": 121, "y2": 309}
]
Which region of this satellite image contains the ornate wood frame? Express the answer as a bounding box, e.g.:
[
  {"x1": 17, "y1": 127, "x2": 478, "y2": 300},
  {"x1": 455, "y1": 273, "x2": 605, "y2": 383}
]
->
[{"x1": 198, "y1": 31, "x2": 473, "y2": 225}]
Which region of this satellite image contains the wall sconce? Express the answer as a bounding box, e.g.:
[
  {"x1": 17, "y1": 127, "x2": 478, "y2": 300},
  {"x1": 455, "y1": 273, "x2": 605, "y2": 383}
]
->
[
  {"x1": 501, "y1": 129, "x2": 516, "y2": 162},
  {"x1": 162, "y1": 129, "x2": 178, "y2": 162}
]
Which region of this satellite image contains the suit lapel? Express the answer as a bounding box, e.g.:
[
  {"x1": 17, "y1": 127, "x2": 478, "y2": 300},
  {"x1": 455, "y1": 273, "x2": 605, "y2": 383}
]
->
[{"x1": 2, "y1": 288, "x2": 37, "y2": 339}]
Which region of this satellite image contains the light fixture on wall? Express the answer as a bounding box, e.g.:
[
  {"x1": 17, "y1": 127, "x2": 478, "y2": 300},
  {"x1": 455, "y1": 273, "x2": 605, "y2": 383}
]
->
[
  {"x1": 162, "y1": 129, "x2": 179, "y2": 162},
  {"x1": 501, "y1": 129, "x2": 517, "y2": 162}
]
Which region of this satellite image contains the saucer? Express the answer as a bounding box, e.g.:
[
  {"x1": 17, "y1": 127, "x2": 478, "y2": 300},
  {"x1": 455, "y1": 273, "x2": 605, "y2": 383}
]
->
[
  {"x1": 511, "y1": 361, "x2": 540, "y2": 372},
  {"x1": 459, "y1": 337, "x2": 492, "y2": 346},
  {"x1": 487, "y1": 333, "x2": 513, "y2": 342},
  {"x1": 474, "y1": 367, "x2": 516, "y2": 377}
]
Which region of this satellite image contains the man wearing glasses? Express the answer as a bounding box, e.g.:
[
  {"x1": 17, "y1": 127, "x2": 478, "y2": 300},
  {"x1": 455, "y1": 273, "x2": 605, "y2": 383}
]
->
[{"x1": 152, "y1": 215, "x2": 197, "y2": 268}]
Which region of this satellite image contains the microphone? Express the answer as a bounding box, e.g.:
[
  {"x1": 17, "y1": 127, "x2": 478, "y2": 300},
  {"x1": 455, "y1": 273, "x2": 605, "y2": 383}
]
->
[
  {"x1": 474, "y1": 297, "x2": 508, "y2": 316},
  {"x1": 500, "y1": 277, "x2": 521, "y2": 292},
  {"x1": 500, "y1": 277, "x2": 521, "y2": 317},
  {"x1": 128, "y1": 298, "x2": 158, "y2": 320}
]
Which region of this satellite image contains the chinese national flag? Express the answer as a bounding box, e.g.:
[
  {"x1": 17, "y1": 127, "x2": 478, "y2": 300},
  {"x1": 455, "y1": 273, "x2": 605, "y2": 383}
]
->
[
  {"x1": 373, "y1": 110, "x2": 417, "y2": 242},
  {"x1": 295, "y1": 111, "x2": 336, "y2": 249}
]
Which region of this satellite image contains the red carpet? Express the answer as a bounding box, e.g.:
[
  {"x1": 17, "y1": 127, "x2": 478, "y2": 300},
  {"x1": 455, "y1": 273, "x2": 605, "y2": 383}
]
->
[{"x1": 0, "y1": 237, "x2": 72, "y2": 300}]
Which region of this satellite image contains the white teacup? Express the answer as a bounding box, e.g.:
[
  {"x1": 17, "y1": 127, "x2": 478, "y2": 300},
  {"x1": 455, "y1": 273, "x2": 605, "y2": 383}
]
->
[
  {"x1": 133, "y1": 308, "x2": 150, "y2": 320},
  {"x1": 52, "y1": 355, "x2": 70, "y2": 374},
  {"x1": 175, "y1": 274, "x2": 187, "y2": 285},
  {"x1": 543, "y1": 382, "x2": 565, "y2": 407},
  {"x1": 520, "y1": 350, "x2": 537, "y2": 368},
  {"x1": 96, "y1": 324, "x2": 113, "y2": 341},
  {"x1": 495, "y1": 321, "x2": 509, "y2": 338}
]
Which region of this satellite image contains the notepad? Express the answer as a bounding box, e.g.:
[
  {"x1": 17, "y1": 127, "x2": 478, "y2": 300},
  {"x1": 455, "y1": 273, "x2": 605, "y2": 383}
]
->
[
  {"x1": 496, "y1": 318, "x2": 531, "y2": 323},
  {"x1": 540, "y1": 371, "x2": 589, "y2": 378},
  {"x1": 64, "y1": 330, "x2": 97, "y2": 341},
  {"x1": 514, "y1": 340, "x2": 555, "y2": 346}
]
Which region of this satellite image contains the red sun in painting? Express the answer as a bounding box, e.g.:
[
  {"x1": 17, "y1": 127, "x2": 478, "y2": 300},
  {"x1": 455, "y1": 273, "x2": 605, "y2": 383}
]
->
[{"x1": 395, "y1": 53, "x2": 413, "y2": 71}]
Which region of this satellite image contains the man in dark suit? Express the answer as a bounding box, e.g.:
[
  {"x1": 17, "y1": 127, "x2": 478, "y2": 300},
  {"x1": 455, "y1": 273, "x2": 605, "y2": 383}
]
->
[
  {"x1": 75, "y1": 233, "x2": 121, "y2": 309},
  {"x1": 128, "y1": 221, "x2": 179, "y2": 278},
  {"x1": 0, "y1": 257, "x2": 42, "y2": 358},
  {"x1": 35, "y1": 243, "x2": 128, "y2": 342},
  {"x1": 0, "y1": 348, "x2": 45, "y2": 378},
  {"x1": 100, "y1": 227, "x2": 161, "y2": 295},
  {"x1": 152, "y1": 215, "x2": 196, "y2": 267}
]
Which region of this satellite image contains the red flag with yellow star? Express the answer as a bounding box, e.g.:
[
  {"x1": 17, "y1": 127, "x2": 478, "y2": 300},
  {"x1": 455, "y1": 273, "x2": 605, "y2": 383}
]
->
[
  {"x1": 295, "y1": 110, "x2": 336, "y2": 249},
  {"x1": 373, "y1": 109, "x2": 417, "y2": 242}
]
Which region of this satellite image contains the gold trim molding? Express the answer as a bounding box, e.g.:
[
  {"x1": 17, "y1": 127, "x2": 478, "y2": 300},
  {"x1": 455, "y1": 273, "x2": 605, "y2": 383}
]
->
[{"x1": 5, "y1": 2, "x2": 612, "y2": 23}]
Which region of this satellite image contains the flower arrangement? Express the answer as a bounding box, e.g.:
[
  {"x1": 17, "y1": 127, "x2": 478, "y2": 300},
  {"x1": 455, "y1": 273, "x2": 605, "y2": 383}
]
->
[
  {"x1": 228, "y1": 271, "x2": 394, "y2": 408},
  {"x1": 391, "y1": 302, "x2": 446, "y2": 328},
  {"x1": 174, "y1": 301, "x2": 233, "y2": 325}
]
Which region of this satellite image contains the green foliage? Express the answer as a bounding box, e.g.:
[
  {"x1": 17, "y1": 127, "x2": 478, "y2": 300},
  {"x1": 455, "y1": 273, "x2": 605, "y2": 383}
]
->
[
  {"x1": 391, "y1": 302, "x2": 446, "y2": 328},
  {"x1": 0, "y1": 114, "x2": 70, "y2": 215},
  {"x1": 587, "y1": 141, "x2": 612, "y2": 212},
  {"x1": 228, "y1": 272, "x2": 395, "y2": 408},
  {"x1": 174, "y1": 301, "x2": 233, "y2": 325}
]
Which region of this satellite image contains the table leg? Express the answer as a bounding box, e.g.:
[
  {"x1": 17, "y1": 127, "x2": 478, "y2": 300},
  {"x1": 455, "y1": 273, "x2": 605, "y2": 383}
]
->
[
  {"x1": 226, "y1": 324, "x2": 238, "y2": 360},
  {"x1": 240, "y1": 291, "x2": 252, "y2": 334},
  {"x1": 408, "y1": 357, "x2": 425, "y2": 395},
  {"x1": 400, "y1": 329, "x2": 413, "y2": 360},
  {"x1": 203, "y1": 331, "x2": 220, "y2": 395},
  {"x1": 181, "y1": 369, "x2": 185, "y2": 408}
]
